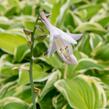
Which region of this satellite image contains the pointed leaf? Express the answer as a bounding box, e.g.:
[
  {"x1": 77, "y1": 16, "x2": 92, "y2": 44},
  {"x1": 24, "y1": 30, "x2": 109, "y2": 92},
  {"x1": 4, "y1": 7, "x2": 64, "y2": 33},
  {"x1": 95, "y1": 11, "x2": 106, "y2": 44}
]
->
[
  {"x1": 0, "y1": 32, "x2": 27, "y2": 54},
  {"x1": 55, "y1": 75, "x2": 106, "y2": 109}
]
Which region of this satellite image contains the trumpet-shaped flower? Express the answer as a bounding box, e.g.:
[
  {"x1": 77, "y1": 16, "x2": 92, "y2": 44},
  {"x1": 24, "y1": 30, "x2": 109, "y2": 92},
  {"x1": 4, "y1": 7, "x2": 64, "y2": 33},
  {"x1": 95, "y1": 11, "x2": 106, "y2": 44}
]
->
[{"x1": 40, "y1": 12, "x2": 82, "y2": 64}]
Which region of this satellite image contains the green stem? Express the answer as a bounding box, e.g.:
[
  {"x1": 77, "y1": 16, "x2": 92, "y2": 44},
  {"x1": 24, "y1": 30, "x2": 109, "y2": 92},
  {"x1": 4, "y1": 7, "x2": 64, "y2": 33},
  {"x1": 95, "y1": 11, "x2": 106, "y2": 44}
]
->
[
  {"x1": 64, "y1": 63, "x2": 68, "y2": 79},
  {"x1": 29, "y1": 15, "x2": 39, "y2": 109}
]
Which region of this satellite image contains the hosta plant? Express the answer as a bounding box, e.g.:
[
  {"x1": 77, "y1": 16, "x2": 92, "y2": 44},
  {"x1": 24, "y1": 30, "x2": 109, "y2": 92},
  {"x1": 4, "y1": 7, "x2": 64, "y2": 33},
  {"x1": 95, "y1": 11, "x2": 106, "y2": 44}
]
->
[{"x1": 0, "y1": 0, "x2": 109, "y2": 109}]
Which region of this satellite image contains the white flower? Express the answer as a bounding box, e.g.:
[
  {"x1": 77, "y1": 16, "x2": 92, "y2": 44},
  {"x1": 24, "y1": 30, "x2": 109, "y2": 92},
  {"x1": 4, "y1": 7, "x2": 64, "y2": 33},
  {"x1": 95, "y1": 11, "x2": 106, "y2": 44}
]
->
[{"x1": 40, "y1": 12, "x2": 82, "y2": 64}]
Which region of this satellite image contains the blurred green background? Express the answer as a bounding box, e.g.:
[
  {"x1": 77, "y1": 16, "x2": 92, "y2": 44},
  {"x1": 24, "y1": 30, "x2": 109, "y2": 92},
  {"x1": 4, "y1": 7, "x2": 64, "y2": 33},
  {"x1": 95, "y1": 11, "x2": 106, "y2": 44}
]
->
[{"x1": 0, "y1": 0, "x2": 109, "y2": 109}]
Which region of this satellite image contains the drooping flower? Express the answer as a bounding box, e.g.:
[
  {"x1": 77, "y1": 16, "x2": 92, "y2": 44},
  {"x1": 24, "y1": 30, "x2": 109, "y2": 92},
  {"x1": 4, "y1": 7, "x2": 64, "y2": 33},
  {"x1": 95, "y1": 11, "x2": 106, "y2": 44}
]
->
[{"x1": 40, "y1": 12, "x2": 82, "y2": 64}]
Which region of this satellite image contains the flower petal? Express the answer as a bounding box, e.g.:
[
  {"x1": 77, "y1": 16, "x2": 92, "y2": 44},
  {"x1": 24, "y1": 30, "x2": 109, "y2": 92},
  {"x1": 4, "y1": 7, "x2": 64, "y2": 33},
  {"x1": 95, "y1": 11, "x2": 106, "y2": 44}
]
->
[
  {"x1": 40, "y1": 12, "x2": 81, "y2": 64},
  {"x1": 60, "y1": 32, "x2": 77, "y2": 45},
  {"x1": 58, "y1": 52, "x2": 78, "y2": 64},
  {"x1": 55, "y1": 37, "x2": 78, "y2": 64},
  {"x1": 69, "y1": 54, "x2": 78, "y2": 64},
  {"x1": 51, "y1": 26, "x2": 77, "y2": 45},
  {"x1": 67, "y1": 33, "x2": 82, "y2": 40},
  {"x1": 59, "y1": 53, "x2": 72, "y2": 64},
  {"x1": 40, "y1": 12, "x2": 53, "y2": 32},
  {"x1": 47, "y1": 40, "x2": 57, "y2": 56},
  {"x1": 54, "y1": 36, "x2": 70, "y2": 51}
]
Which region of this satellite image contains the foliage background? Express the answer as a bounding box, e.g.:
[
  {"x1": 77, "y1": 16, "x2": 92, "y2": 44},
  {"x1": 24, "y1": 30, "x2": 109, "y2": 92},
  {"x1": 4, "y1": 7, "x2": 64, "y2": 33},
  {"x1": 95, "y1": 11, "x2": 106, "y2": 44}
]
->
[{"x1": 0, "y1": 0, "x2": 109, "y2": 109}]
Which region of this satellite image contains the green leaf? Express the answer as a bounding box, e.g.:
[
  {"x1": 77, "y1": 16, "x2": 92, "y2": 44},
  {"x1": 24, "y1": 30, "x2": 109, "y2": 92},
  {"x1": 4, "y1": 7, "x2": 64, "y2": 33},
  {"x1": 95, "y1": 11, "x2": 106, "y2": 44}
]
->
[
  {"x1": 73, "y1": 58, "x2": 104, "y2": 73},
  {"x1": 40, "y1": 70, "x2": 61, "y2": 100},
  {"x1": 78, "y1": 34, "x2": 92, "y2": 56},
  {"x1": 75, "y1": 22, "x2": 106, "y2": 34},
  {"x1": 13, "y1": 16, "x2": 35, "y2": 30},
  {"x1": 0, "y1": 17, "x2": 11, "y2": 29},
  {"x1": 76, "y1": 4, "x2": 101, "y2": 20},
  {"x1": 56, "y1": 0, "x2": 71, "y2": 25},
  {"x1": 97, "y1": 16, "x2": 109, "y2": 27},
  {"x1": 14, "y1": 44, "x2": 30, "y2": 62},
  {"x1": 38, "y1": 54, "x2": 63, "y2": 69},
  {"x1": 0, "y1": 4, "x2": 5, "y2": 15},
  {"x1": 89, "y1": 33, "x2": 103, "y2": 49},
  {"x1": 0, "y1": 54, "x2": 18, "y2": 78},
  {"x1": 0, "y1": 64, "x2": 18, "y2": 78},
  {"x1": 8, "y1": 0, "x2": 19, "y2": 7},
  {"x1": 62, "y1": 104, "x2": 72, "y2": 109},
  {"x1": 92, "y1": 44, "x2": 109, "y2": 61},
  {"x1": 63, "y1": 10, "x2": 82, "y2": 29},
  {"x1": 33, "y1": 42, "x2": 47, "y2": 57},
  {"x1": 22, "y1": 4, "x2": 32, "y2": 15},
  {"x1": 39, "y1": 89, "x2": 57, "y2": 109},
  {"x1": 0, "y1": 81, "x2": 17, "y2": 99},
  {"x1": 55, "y1": 75, "x2": 106, "y2": 109},
  {"x1": 14, "y1": 85, "x2": 31, "y2": 103},
  {"x1": 18, "y1": 63, "x2": 48, "y2": 85},
  {"x1": 50, "y1": 1, "x2": 61, "y2": 24},
  {"x1": 50, "y1": 0, "x2": 71, "y2": 25},
  {"x1": 71, "y1": 0, "x2": 83, "y2": 4},
  {"x1": 0, "y1": 97, "x2": 29, "y2": 109},
  {"x1": 0, "y1": 32, "x2": 27, "y2": 54},
  {"x1": 5, "y1": 7, "x2": 20, "y2": 18},
  {"x1": 52, "y1": 94, "x2": 67, "y2": 109}
]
